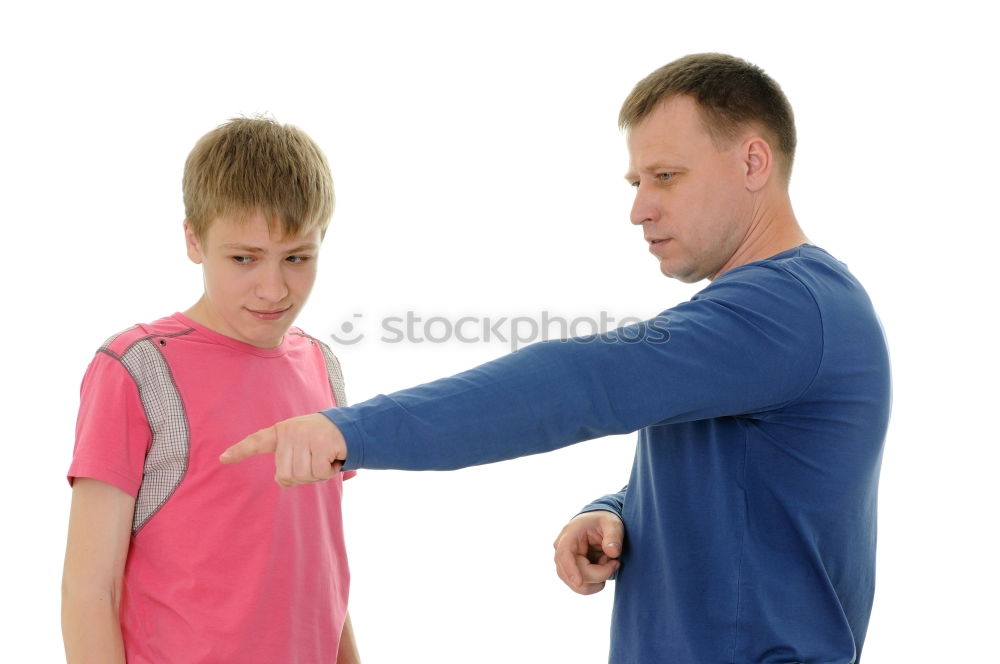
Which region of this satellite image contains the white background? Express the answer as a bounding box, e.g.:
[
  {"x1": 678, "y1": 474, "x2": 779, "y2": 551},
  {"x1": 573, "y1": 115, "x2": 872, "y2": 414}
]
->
[{"x1": 1, "y1": 1, "x2": 997, "y2": 661}]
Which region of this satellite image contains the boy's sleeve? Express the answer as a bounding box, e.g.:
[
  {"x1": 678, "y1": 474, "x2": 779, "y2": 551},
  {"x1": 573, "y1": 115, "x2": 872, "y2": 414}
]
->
[{"x1": 68, "y1": 351, "x2": 151, "y2": 497}]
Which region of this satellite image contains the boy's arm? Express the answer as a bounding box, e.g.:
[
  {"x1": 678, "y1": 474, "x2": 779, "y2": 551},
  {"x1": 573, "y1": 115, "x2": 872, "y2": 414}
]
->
[
  {"x1": 62, "y1": 478, "x2": 135, "y2": 664},
  {"x1": 337, "y1": 611, "x2": 361, "y2": 664}
]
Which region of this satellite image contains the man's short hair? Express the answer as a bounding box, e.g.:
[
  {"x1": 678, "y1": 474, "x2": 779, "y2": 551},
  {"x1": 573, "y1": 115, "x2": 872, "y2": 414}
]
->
[
  {"x1": 620, "y1": 53, "x2": 797, "y2": 181},
  {"x1": 183, "y1": 116, "x2": 334, "y2": 240}
]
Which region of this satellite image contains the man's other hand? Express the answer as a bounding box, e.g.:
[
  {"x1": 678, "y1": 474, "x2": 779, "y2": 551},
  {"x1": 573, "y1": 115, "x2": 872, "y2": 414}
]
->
[
  {"x1": 220, "y1": 413, "x2": 347, "y2": 487},
  {"x1": 552, "y1": 510, "x2": 624, "y2": 595}
]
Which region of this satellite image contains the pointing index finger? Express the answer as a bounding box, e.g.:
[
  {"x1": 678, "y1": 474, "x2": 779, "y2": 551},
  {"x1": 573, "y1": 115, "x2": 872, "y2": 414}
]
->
[{"x1": 220, "y1": 426, "x2": 278, "y2": 465}]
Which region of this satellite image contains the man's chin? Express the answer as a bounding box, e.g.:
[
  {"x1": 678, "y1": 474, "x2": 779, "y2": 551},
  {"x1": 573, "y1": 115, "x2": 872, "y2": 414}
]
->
[{"x1": 659, "y1": 261, "x2": 705, "y2": 284}]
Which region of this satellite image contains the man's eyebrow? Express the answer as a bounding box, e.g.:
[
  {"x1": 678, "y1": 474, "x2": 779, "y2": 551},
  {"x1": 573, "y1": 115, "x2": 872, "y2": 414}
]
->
[{"x1": 625, "y1": 162, "x2": 686, "y2": 181}]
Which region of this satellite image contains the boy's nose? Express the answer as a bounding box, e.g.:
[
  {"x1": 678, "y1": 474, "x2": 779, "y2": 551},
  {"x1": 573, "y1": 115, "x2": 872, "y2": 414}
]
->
[{"x1": 255, "y1": 265, "x2": 289, "y2": 303}]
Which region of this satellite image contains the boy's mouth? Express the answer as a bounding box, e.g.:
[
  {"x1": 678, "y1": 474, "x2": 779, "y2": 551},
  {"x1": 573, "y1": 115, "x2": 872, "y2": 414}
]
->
[{"x1": 246, "y1": 306, "x2": 292, "y2": 321}]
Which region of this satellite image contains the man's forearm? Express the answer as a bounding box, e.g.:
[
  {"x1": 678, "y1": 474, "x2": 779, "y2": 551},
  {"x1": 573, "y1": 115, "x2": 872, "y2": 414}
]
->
[{"x1": 323, "y1": 333, "x2": 647, "y2": 472}]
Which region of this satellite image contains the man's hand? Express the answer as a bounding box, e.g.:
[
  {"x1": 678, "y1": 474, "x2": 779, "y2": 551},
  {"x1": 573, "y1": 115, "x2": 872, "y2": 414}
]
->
[
  {"x1": 552, "y1": 510, "x2": 624, "y2": 595},
  {"x1": 220, "y1": 413, "x2": 348, "y2": 488}
]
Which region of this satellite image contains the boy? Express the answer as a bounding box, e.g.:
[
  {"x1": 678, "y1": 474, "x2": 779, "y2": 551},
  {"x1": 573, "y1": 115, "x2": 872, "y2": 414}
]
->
[{"x1": 61, "y1": 118, "x2": 360, "y2": 663}]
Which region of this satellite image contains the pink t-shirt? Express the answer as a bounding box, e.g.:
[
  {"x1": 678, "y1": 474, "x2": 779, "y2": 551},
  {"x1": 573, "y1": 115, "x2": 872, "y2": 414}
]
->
[{"x1": 68, "y1": 313, "x2": 354, "y2": 663}]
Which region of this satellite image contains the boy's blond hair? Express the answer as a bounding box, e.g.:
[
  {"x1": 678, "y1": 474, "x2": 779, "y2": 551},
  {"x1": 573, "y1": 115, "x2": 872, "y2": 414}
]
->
[{"x1": 183, "y1": 117, "x2": 334, "y2": 240}]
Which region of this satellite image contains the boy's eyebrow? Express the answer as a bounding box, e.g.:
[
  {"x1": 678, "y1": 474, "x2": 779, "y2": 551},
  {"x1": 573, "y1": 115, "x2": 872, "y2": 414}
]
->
[
  {"x1": 285, "y1": 242, "x2": 320, "y2": 253},
  {"x1": 221, "y1": 243, "x2": 266, "y2": 252},
  {"x1": 220, "y1": 242, "x2": 319, "y2": 253}
]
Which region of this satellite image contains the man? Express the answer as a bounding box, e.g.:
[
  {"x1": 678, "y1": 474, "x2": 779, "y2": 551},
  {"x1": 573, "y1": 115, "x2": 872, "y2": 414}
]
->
[{"x1": 223, "y1": 54, "x2": 891, "y2": 663}]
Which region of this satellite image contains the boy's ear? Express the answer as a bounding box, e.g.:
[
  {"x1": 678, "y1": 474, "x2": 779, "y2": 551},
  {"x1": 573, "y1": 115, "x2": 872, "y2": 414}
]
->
[{"x1": 183, "y1": 220, "x2": 204, "y2": 264}]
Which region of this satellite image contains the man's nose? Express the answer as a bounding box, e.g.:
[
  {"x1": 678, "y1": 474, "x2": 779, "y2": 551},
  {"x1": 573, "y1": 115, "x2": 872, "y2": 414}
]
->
[{"x1": 630, "y1": 185, "x2": 659, "y2": 226}]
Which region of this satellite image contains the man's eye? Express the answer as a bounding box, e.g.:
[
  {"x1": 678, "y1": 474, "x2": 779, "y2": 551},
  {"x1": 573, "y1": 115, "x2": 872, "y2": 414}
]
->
[
  {"x1": 286, "y1": 255, "x2": 311, "y2": 264},
  {"x1": 231, "y1": 255, "x2": 253, "y2": 265},
  {"x1": 658, "y1": 173, "x2": 675, "y2": 183},
  {"x1": 630, "y1": 180, "x2": 640, "y2": 188}
]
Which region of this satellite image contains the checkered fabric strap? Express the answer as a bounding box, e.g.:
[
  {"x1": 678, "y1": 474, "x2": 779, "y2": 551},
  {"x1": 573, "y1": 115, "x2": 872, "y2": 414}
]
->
[{"x1": 107, "y1": 336, "x2": 190, "y2": 534}]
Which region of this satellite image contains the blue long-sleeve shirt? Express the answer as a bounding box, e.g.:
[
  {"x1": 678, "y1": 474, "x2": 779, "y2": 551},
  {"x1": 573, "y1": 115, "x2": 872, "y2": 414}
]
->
[{"x1": 324, "y1": 245, "x2": 891, "y2": 663}]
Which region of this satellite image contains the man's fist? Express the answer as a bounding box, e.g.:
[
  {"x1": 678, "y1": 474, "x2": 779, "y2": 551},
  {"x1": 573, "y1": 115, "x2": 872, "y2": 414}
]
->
[{"x1": 552, "y1": 510, "x2": 624, "y2": 595}]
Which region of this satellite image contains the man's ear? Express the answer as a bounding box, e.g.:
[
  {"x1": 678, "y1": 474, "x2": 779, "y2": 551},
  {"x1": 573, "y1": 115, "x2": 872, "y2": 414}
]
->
[
  {"x1": 183, "y1": 220, "x2": 204, "y2": 264},
  {"x1": 742, "y1": 136, "x2": 773, "y2": 192}
]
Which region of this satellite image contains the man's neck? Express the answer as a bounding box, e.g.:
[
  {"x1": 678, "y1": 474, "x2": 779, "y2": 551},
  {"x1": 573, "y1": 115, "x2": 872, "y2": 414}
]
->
[{"x1": 711, "y1": 193, "x2": 807, "y2": 280}]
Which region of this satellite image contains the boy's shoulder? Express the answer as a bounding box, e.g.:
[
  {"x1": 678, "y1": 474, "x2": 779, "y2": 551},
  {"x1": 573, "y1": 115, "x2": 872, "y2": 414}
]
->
[
  {"x1": 285, "y1": 327, "x2": 331, "y2": 350},
  {"x1": 98, "y1": 314, "x2": 194, "y2": 358},
  {"x1": 286, "y1": 328, "x2": 348, "y2": 407}
]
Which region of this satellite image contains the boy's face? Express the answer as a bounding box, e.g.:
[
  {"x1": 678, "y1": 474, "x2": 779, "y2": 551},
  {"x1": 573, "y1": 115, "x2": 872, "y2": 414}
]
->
[{"x1": 184, "y1": 211, "x2": 321, "y2": 348}]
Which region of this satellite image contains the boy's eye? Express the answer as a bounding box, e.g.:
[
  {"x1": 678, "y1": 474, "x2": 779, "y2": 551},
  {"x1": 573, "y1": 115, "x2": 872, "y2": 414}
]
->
[
  {"x1": 286, "y1": 255, "x2": 312, "y2": 264},
  {"x1": 231, "y1": 255, "x2": 253, "y2": 265}
]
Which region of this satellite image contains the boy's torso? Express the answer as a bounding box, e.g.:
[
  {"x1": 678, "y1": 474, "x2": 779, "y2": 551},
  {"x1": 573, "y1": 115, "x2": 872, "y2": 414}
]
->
[{"x1": 70, "y1": 313, "x2": 351, "y2": 663}]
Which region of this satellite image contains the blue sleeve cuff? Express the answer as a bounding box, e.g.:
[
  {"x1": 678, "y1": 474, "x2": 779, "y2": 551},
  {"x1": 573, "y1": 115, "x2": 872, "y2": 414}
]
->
[
  {"x1": 577, "y1": 505, "x2": 623, "y2": 519},
  {"x1": 578, "y1": 485, "x2": 627, "y2": 520},
  {"x1": 321, "y1": 406, "x2": 365, "y2": 472}
]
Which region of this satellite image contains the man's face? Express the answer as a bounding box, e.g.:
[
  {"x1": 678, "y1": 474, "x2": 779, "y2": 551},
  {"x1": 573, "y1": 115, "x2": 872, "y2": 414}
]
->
[
  {"x1": 625, "y1": 95, "x2": 755, "y2": 283},
  {"x1": 184, "y1": 211, "x2": 321, "y2": 348}
]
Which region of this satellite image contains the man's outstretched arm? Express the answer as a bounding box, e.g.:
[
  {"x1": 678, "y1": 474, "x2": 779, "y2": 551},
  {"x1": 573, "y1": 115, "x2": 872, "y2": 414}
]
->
[{"x1": 223, "y1": 269, "x2": 823, "y2": 479}]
